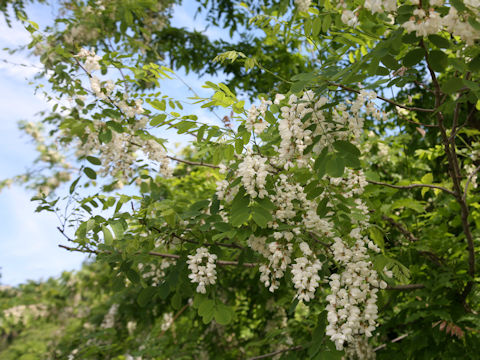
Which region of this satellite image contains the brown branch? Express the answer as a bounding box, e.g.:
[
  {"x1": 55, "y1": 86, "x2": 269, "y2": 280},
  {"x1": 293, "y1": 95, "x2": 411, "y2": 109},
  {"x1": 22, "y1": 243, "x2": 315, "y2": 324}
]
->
[
  {"x1": 420, "y1": 40, "x2": 476, "y2": 303},
  {"x1": 367, "y1": 180, "x2": 455, "y2": 196},
  {"x1": 58, "y1": 244, "x2": 257, "y2": 267},
  {"x1": 374, "y1": 333, "x2": 410, "y2": 352},
  {"x1": 248, "y1": 345, "x2": 303, "y2": 360},
  {"x1": 382, "y1": 215, "x2": 418, "y2": 242},
  {"x1": 155, "y1": 229, "x2": 244, "y2": 250},
  {"x1": 159, "y1": 302, "x2": 190, "y2": 337},
  {"x1": 381, "y1": 216, "x2": 445, "y2": 266},
  {"x1": 57, "y1": 227, "x2": 74, "y2": 242},
  {"x1": 386, "y1": 284, "x2": 425, "y2": 290},
  {"x1": 166, "y1": 156, "x2": 219, "y2": 169},
  {"x1": 329, "y1": 82, "x2": 435, "y2": 113}
]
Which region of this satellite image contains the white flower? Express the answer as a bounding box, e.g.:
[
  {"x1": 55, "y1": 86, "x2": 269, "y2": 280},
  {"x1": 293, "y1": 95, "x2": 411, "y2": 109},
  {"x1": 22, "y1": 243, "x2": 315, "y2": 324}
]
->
[{"x1": 187, "y1": 247, "x2": 217, "y2": 293}]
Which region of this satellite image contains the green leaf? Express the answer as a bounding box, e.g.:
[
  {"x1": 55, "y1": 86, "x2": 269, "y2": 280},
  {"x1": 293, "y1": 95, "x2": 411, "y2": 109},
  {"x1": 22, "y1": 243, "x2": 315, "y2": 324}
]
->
[
  {"x1": 151, "y1": 114, "x2": 167, "y2": 126},
  {"x1": 312, "y1": 17, "x2": 322, "y2": 37},
  {"x1": 106, "y1": 120, "x2": 123, "y2": 133},
  {"x1": 102, "y1": 225, "x2": 113, "y2": 245},
  {"x1": 381, "y1": 55, "x2": 401, "y2": 70},
  {"x1": 126, "y1": 269, "x2": 140, "y2": 284},
  {"x1": 158, "y1": 282, "x2": 170, "y2": 299},
  {"x1": 403, "y1": 48, "x2": 424, "y2": 67},
  {"x1": 450, "y1": 0, "x2": 466, "y2": 11},
  {"x1": 176, "y1": 121, "x2": 196, "y2": 134},
  {"x1": 306, "y1": 186, "x2": 324, "y2": 200},
  {"x1": 428, "y1": 34, "x2": 450, "y2": 49},
  {"x1": 314, "y1": 147, "x2": 328, "y2": 169},
  {"x1": 137, "y1": 287, "x2": 156, "y2": 307},
  {"x1": 369, "y1": 227, "x2": 384, "y2": 251},
  {"x1": 214, "y1": 304, "x2": 233, "y2": 325},
  {"x1": 468, "y1": 55, "x2": 480, "y2": 72},
  {"x1": 99, "y1": 128, "x2": 112, "y2": 144},
  {"x1": 198, "y1": 299, "x2": 214, "y2": 316},
  {"x1": 441, "y1": 78, "x2": 464, "y2": 94},
  {"x1": 86, "y1": 156, "x2": 101, "y2": 166},
  {"x1": 322, "y1": 14, "x2": 331, "y2": 33},
  {"x1": 150, "y1": 99, "x2": 166, "y2": 111},
  {"x1": 316, "y1": 197, "x2": 329, "y2": 217},
  {"x1": 429, "y1": 50, "x2": 448, "y2": 72},
  {"x1": 230, "y1": 192, "x2": 250, "y2": 227},
  {"x1": 251, "y1": 206, "x2": 272, "y2": 228},
  {"x1": 83, "y1": 167, "x2": 97, "y2": 180},
  {"x1": 235, "y1": 138, "x2": 244, "y2": 154},
  {"x1": 333, "y1": 140, "x2": 361, "y2": 156},
  {"x1": 291, "y1": 81, "x2": 306, "y2": 93},
  {"x1": 69, "y1": 176, "x2": 80, "y2": 194},
  {"x1": 265, "y1": 110, "x2": 275, "y2": 125},
  {"x1": 110, "y1": 221, "x2": 125, "y2": 239},
  {"x1": 326, "y1": 157, "x2": 345, "y2": 178}
]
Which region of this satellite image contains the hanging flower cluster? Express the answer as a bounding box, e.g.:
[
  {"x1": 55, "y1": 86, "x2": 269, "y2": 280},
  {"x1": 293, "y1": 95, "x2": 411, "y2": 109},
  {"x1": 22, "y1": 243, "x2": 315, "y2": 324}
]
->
[
  {"x1": 73, "y1": 48, "x2": 171, "y2": 179},
  {"x1": 339, "y1": 0, "x2": 480, "y2": 45},
  {"x1": 187, "y1": 247, "x2": 218, "y2": 294},
  {"x1": 206, "y1": 90, "x2": 388, "y2": 354}
]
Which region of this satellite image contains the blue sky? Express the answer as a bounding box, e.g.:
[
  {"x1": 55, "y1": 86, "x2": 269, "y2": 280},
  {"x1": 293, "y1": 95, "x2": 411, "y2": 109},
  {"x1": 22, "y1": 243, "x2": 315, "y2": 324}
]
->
[{"x1": 0, "y1": 0, "x2": 233, "y2": 285}]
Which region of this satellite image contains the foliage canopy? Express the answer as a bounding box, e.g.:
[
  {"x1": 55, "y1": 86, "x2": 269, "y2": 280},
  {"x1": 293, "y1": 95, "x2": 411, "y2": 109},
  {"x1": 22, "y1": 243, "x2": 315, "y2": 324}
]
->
[{"x1": 1, "y1": 0, "x2": 480, "y2": 359}]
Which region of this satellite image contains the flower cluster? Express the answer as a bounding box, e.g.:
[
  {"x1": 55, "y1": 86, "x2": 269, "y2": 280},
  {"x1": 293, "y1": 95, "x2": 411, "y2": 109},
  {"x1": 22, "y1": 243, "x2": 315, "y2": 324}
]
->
[
  {"x1": 291, "y1": 242, "x2": 322, "y2": 302},
  {"x1": 246, "y1": 98, "x2": 271, "y2": 135},
  {"x1": 238, "y1": 152, "x2": 272, "y2": 198},
  {"x1": 187, "y1": 247, "x2": 217, "y2": 294},
  {"x1": 326, "y1": 230, "x2": 385, "y2": 352},
  {"x1": 101, "y1": 303, "x2": 119, "y2": 329},
  {"x1": 72, "y1": 49, "x2": 173, "y2": 181},
  {"x1": 76, "y1": 48, "x2": 101, "y2": 72},
  {"x1": 2, "y1": 304, "x2": 48, "y2": 326},
  {"x1": 294, "y1": 0, "x2": 312, "y2": 12},
  {"x1": 339, "y1": 1, "x2": 480, "y2": 45}
]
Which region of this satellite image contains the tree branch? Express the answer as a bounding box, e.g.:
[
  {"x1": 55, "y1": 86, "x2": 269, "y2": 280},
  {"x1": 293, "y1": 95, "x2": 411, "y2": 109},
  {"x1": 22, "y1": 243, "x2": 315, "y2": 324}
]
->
[
  {"x1": 420, "y1": 40, "x2": 476, "y2": 302},
  {"x1": 374, "y1": 333, "x2": 410, "y2": 352},
  {"x1": 58, "y1": 244, "x2": 257, "y2": 267},
  {"x1": 248, "y1": 345, "x2": 303, "y2": 360},
  {"x1": 159, "y1": 302, "x2": 190, "y2": 337},
  {"x1": 166, "y1": 156, "x2": 219, "y2": 169},
  {"x1": 367, "y1": 180, "x2": 455, "y2": 196},
  {"x1": 329, "y1": 82, "x2": 435, "y2": 113},
  {"x1": 386, "y1": 284, "x2": 425, "y2": 290},
  {"x1": 382, "y1": 215, "x2": 418, "y2": 242}
]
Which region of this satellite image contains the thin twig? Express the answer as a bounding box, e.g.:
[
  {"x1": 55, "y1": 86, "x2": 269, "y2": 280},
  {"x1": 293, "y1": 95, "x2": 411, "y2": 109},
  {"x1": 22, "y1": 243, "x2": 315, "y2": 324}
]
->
[
  {"x1": 166, "y1": 156, "x2": 219, "y2": 169},
  {"x1": 374, "y1": 333, "x2": 410, "y2": 352},
  {"x1": 386, "y1": 284, "x2": 425, "y2": 290},
  {"x1": 58, "y1": 244, "x2": 257, "y2": 267},
  {"x1": 159, "y1": 303, "x2": 190, "y2": 337},
  {"x1": 248, "y1": 345, "x2": 303, "y2": 360},
  {"x1": 329, "y1": 82, "x2": 435, "y2": 113},
  {"x1": 367, "y1": 180, "x2": 455, "y2": 196},
  {"x1": 171, "y1": 233, "x2": 244, "y2": 250},
  {"x1": 382, "y1": 215, "x2": 418, "y2": 242}
]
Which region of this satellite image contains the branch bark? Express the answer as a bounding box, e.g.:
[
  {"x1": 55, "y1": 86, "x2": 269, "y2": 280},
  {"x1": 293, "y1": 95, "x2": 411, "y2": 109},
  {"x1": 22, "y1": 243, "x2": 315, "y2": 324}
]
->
[
  {"x1": 367, "y1": 180, "x2": 455, "y2": 196},
  {"x1": 248, "y1": 345, "x2": 303, "y2": 360},
  {"x1": 329, "y1": 82, "x2": 435, "y2": 113},
  {"x1": 58, "y1": 244, "x2": 257, "y2": 267},
  {"x1": 166, "y1": 156, "x2": 219, "y2": 169},
  {"x1": 420, "y1": 40, "x2": 476, "y2": 303},
  {"x1": 386, "y1": 284, "x2": 425, "y2": 290}
]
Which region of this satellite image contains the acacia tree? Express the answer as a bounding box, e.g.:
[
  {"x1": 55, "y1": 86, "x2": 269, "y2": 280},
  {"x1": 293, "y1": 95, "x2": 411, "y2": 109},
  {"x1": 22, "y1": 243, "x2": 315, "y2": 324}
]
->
[{"x1": 1, "y1": 0, "x2": 480, "y2": 359}]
